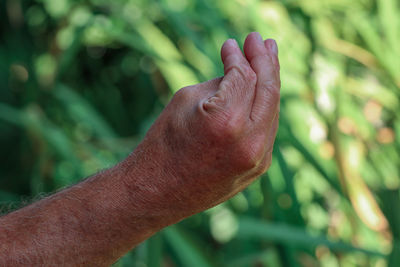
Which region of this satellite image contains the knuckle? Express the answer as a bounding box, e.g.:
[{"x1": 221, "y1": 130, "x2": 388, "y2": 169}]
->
[
  {"x1": 205, "y1": 111, "x2": 244, "y2": 142},
  {"x1": 225, "y1": 63, "x2": 257, "y2": 87},
  {"x1": 262, "y1": 83, "x2": 280, "y2": 107},
  {"x1": 219, "y1": 66, "x2": 257, "y2": 104},
  {"x1": 234, "y1": 137, "x2": 265, "y2": 171},
  {"x1": 205, "y1": 91, "x2": 227, "y2": 108},
  {"x1": 267, "y1": 82, "x2": 280, "y2": 100},
  {"x1": 199, "y1": 94, "x2": 228, "y2": 117},
  {"x1": 236, "y1": 65, "x2": 257, "y2": 86},
  {"x1": 235, "y1": 149, "x2": 260, "y2": 171},
  {"x1": 223, "y1": 115, "x2": 244, "y2": 140},
  {"x1": 218, "y1": 78, "x2": 234, "y2": 97}
]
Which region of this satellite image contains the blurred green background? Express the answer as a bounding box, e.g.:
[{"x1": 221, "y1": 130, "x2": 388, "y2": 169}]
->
[{"x1": 1, "y1": 0, "x2": 399, "y2": 266}]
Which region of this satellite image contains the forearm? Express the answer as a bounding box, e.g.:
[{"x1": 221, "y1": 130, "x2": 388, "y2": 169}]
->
[
  {"x1": 0, "y1": 32, "x2": 280, "y2": 266},
  {"x1": 0, "y1": 157, "x2": 173, "y2": 266}
]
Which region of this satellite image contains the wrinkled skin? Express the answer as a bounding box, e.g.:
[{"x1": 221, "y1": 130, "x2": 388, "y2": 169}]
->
[
  {"x1": 0, "y1": 32, "x2": 280, "y2": 266},
  {"x1": 123, "y1": 32, "x2": 281, "y2": 224}
]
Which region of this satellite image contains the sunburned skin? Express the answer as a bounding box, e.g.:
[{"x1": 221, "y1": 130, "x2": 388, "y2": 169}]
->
[{"x1": 0, "y1": 32, "x2": 280, "y2": 266}]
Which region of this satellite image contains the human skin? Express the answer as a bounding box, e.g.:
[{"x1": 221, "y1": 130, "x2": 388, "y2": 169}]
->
[{"x1": 0, "y1": 32, "x2": 280, "y2": 266}]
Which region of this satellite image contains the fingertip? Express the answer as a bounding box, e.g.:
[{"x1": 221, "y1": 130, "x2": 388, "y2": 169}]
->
[
  {"x1": 221, "y1": 38, "x2": 240, "y2": 62},
  {"x1": 243, "y1": 32, "x2": 267, "y2": 61},
  {"x1": 264, "y1": 39, "x2": 280, "y2": 72},
  {"x1": 264, "y1": 39, "x2": 278, "y2": 56},
  {"x1": 250, "y1": 32, "x2": 263, "y2": 43},
  {"x1": 225, "y1": 38, "x2": 239, "y2": 49},
  {"x1": 244, "y1": 32, "x2": 263, "y2": 46},
  {"x1": 221, "y1": 37, "x2": 253, "y2": 77}
]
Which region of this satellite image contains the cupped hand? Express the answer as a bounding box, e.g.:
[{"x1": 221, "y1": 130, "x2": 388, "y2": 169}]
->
[{"x1": 125, "y1": 32, "x2": 280, "y2": 223}]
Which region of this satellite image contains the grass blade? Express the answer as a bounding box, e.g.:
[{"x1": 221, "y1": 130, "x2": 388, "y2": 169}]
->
[
  {"x1": 236, "y1": 217, "x2": 386, "y2": 257},
  {"x1": 164, "y1": 226, "x2": 216, "y2": 267}
]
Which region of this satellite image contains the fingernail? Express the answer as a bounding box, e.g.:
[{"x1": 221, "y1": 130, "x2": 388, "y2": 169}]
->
[
  {"x1": 254, "y1": 32, "x2": 263, "y2": 44},
  {"x1": 228, "y1": 38, "x2": 238, "y2": 48},
  {"x1": 269, "y1": 39, "x2": 278, "y2": 55}
]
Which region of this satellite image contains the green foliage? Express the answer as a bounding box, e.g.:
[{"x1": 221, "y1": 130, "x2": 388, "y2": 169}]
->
[{"x1": 1, "y1": 0, "x2": 399, "y2": 266}]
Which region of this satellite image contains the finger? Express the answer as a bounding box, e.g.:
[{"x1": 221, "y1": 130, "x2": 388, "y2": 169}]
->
[
  {"x1": 264, "y1": 39, "x2": 281, "y2": 90},
  {"x1": 204, "y1": 39, "x2": 256, "y2": 111},
  {"x1": 264, "y1": 39, "x2": 280, "y2": 74},
  {"x1": 243, "y1": 32, "x2": 280, "y2": 124}
]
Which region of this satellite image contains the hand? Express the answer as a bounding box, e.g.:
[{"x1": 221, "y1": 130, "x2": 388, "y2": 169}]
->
[
  {"x1": 124, "y1": 32, "x2": 280, "y2": 224},
  {"x1": 0, "y1": 32, "x2": 280, "y2": 266}
]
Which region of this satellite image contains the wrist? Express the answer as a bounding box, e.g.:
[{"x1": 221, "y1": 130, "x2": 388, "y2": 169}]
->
[{"x1": 116, "y1": 152, "x2": 184, "y2": 230}]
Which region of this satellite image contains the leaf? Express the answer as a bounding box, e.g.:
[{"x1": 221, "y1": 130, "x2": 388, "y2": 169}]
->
[
  {"x1": 236, "y1": 217, "x2": 386, "y2": 257},
  {"x1": 146, "y1": 233, "x2": 163, "y2": 267},
  {"x1": 53, "y1": 84, "x2": 117, "y2": 139},
  {"x1": 164, "y1": 226, "x2": 216, "y2": 267}
]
